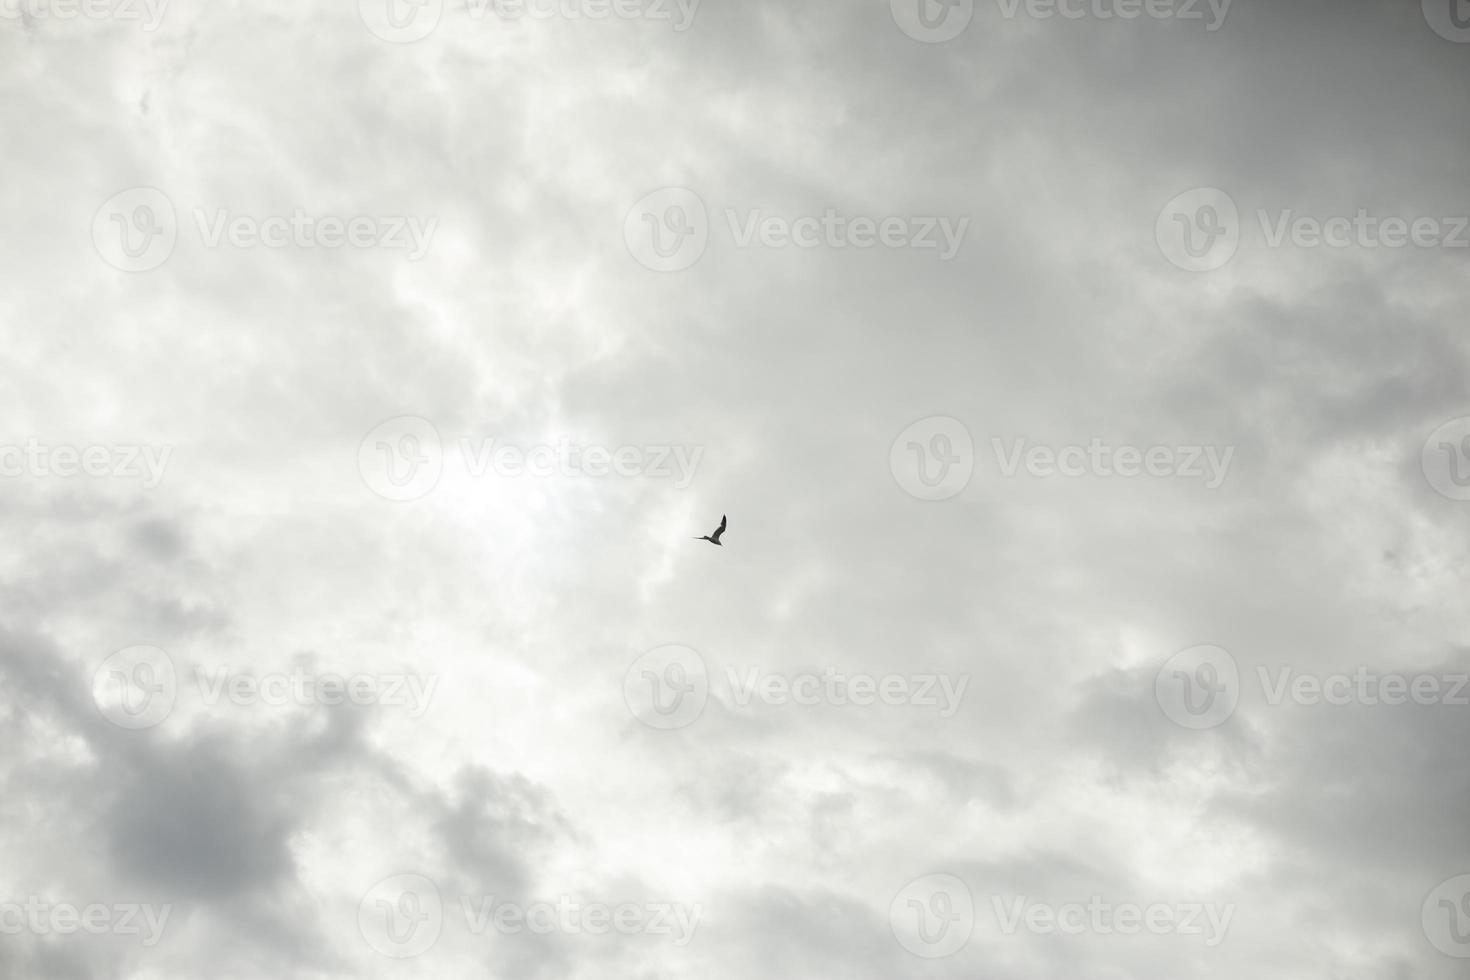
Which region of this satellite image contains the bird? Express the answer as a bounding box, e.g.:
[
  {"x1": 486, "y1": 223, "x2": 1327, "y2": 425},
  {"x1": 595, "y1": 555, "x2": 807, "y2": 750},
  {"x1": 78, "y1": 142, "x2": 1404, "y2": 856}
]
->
[{"x1": 694, "y1": 515, "x2": 727, "y2": 546}]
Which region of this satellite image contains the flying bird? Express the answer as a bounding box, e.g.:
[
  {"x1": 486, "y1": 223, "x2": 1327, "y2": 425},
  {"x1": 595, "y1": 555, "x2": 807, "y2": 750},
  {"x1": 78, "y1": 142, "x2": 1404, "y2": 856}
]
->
[{"x1": 694, "y1": 515, "x2": 727, "y2": 546}]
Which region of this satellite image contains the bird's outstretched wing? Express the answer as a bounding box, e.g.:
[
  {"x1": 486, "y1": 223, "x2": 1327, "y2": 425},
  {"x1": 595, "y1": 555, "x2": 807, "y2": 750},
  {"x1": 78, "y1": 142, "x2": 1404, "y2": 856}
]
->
[{"x1": 710, "y1": 515, "x2": 727, "y2": 542}]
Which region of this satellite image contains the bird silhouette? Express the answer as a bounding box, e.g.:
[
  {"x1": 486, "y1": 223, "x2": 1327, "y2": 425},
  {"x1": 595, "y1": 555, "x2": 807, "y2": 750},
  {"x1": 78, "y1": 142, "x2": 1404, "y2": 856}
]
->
[{"x1": 694, "y1": 515, "x2": 727, "y2": 546}]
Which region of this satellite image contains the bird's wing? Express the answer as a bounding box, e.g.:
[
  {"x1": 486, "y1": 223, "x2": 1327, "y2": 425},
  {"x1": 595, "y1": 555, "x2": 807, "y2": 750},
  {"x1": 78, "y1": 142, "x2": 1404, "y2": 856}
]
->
[
  {"x1": 709, "y1": 515, "x2": 727, "y2": 541},
  {"x1": 717, "y1": 515, "x2": 727, "y2": 534}
]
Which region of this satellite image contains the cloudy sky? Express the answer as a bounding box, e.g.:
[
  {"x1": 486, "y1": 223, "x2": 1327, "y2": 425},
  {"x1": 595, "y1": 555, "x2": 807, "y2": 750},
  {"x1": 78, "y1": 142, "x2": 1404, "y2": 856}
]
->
[{"x1": 1, "y1": 0, "x2": 1469, "y2": 977}]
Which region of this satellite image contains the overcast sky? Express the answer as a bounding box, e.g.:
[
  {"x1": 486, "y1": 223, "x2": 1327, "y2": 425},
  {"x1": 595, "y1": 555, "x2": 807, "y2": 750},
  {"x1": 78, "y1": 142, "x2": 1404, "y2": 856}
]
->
[{"x1": 1, "y1": 0, "x2": 1469, "y2": 978}]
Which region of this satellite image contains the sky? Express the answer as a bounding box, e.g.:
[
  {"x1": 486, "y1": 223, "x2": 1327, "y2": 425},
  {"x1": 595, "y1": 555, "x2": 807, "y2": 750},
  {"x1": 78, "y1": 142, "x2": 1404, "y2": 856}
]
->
[{"x1": 1, "y1": 0, "x2": 1469, "y2": 978}]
